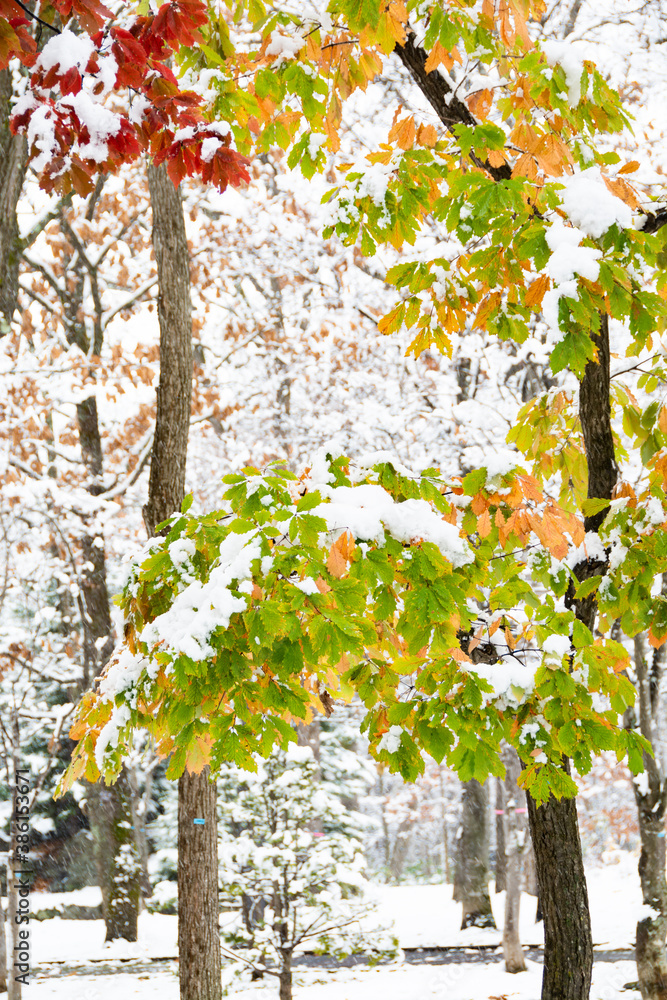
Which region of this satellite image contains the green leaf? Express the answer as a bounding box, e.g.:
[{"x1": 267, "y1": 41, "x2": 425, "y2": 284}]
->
[
  {"x1": 581, "y1": 497, "x2": 609, "y2": 516},
  {"x1": 462, "y1": 468, "x2": 487, "y2": 496},
  {"x1": 574, "y1": 576, "x2": 602, "y2": 600}
]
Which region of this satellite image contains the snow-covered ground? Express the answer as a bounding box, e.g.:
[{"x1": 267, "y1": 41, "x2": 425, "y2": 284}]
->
[{"x1": 24, "y1": 853, "x2": 642, "y2": 998}]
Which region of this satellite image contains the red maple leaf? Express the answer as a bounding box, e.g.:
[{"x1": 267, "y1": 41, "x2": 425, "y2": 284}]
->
[
  {"x1": 54, "y1": 0, "x2": 114, "y2": 32},
  {"x1": 151, "y1": 0, "x2": 207, "y2": 48}
]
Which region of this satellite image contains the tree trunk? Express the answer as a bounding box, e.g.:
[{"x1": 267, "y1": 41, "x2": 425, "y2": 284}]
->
[
  {"x1": 527, "y1": 767, "x2": 592, "y2": 1000},
  {"x1": 278, "y1": 952, "x2": 293, "y2": 1000},
  {"x1": 630, "y1": 632, "x2": 667, "y2": 1000},
  {"x1": 0, "y1": 888, "x2": 7, "y2": 992},
  {"x1": 495, "y1": 777, "x2": 506, "y2": 893},
  {"x1": 178, "y1": 769, "x2": 221, "y2": 1000},
  {"x1": 524, "y1": 313, "x2": 615, "y2": 999},
  {"x1": 88, "y1": 770, "x2": 141, "y2": 941},
  {"x1": 7, "y1": 720, "x2": 25, "y2": 1000},
  {"x1": 454, "y1": 779, "x2": 496, "y2": 929},
  {"x1": 146, "y1": 163, "x2": 220, "y2": 1000},
  {"x1": 502, "y1": 747, "x2": 526, "y2": 974},
  {"x1": 0, "y1": 68, "x2": 28, "y2": 328},
  {"x1": 143, "y1": 162, "x2": 193, "y2": 539}
]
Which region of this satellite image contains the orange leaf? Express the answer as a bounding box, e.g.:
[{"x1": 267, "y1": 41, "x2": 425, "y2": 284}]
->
[
  {"x1": 389, "y1": 114, "x2": 416, "y2": 149},
  {"x1": 649, "y1": 628, "x2": 667, "y2": 650},
  {"x1": 524, "y1": 273, "x2": 551, "y2": 310},
  {"x1": 618, "y1": 160, "x2": 640, "y2": 175},
  {"x1": 327, "y1": 530, "x2": 355, "y2": 578},
  {"x1": 477, "y1": 509, "x2": 492, "y2": 538},
  {"x1": 512, "y1": 152, "x2": 537, "y2": 181},
  {"x1": 467, "y1": 88, "x2": 493, "y2": 121},
  {"x1": 488, "y1": 149, "x2": 507, "y2": 168},
  {"x1": 603, "y1": 175, "x2": 640, "y2": 210},
  {"x1": 417, "y1": 123, "x2": 438, "y2": 147}
]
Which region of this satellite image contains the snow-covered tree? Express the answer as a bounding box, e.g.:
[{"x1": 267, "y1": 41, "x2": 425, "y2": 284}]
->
[{"x1": 217, "y1": 743, "x2": 396, "y2": 1000}]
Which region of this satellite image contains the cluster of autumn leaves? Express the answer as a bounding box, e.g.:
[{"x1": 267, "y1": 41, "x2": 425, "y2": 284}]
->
[{"x1": 60, "y1": 456, "x2": 649, "y2": 800}]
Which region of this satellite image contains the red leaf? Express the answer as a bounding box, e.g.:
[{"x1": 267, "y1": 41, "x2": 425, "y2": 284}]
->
[
  {"x1": 151, "y1": 0, "x2": 207, "y2": 48},
  {"x1": 53, "y1": 0, "x2": 113, "y2": 32}
]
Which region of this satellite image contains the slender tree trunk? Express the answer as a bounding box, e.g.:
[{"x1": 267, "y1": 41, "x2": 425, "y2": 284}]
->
[
  {"x1": 527, "y1": 763, "x2": 592, "y2": 1000},
  {"x1": 177, "y1": 769, "x2": 221, "y2": 1000},
  {"x1": 146, "y1": 162, "x2": 220, "y2": 1000},
  {"x1": 143, "y1": 163, "x2": 193, "y2": 539},
  {"x1": 495, "y1": 777, "x2": 506, "y2": 893},
  {"x1": 7, "y1": 717, "x2": 23, "y2": 1000},
  {"x1": 630, "y1": 633, "x2": 667, "y2": 1000},
  {"x1": 278, "y1": 951, "x2": 292, "y2": 1000},
  {"x1": 502, "y1": 747, "x2": 526, "y2": 974},
  {"x1": 454, "y1": 779, "x2": 496, "y2": 929},
  {"x1": 0, "y1": 68, "x2": 28, "y2": 328},
  {"x1": 526, "y1": 313, "x2": 615, "y2": 1000},
  {"x1": 0, "y1": 888, "x2": 7, "y2": 992}
]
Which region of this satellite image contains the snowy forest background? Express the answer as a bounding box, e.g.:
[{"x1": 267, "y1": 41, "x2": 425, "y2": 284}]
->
[{"x1": 1, "y1": 0, "x2": 667, "y2": 997}]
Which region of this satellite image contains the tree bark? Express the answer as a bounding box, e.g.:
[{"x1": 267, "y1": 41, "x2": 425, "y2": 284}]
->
[
  {"x1": 0, "y1": 68, "x2": 28, "y2": 328},
  {"x1": 454, "y1": 780, "x2": 496, "y2": 929},
  {"x1": 502, "y1": 747, "x2": 527, "y2": 974},
  {"x1": 146, "y1": 163, "x2": 220, "y2": 1000},
  {"x1": 527, "y1": 764, "x2": 592, "y2": 1000},
  {"x1": 178, "y1": 769, "x2": 221, "y2": 1000}
]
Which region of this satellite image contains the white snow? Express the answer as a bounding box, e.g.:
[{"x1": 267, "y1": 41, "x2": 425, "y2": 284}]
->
[
  {"x1": 37, "y1": 29, "x2": 94, "y2": 75},
  {"x1": 560, "y1": 167, "x2": 634, "y2": 239},
  {"x1": 312, "y1": 484, "x2": 474, "y2": 568},
  {"x1": 25, "y1": 857, "x2": 645, "y2": 998},
  {"x1": 542, "y1": 634, "x2": 571, "y2": 658},
  {"x1": 542, "y1": 39, "x2": 585, "y2": 106},
  {"x1": 141, "y1": 531, "x2": 261, "y2": 660}
]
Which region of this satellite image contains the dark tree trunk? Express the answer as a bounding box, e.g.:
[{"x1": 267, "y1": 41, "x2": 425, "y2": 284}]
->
[
  {"x1": 0, "y1": 68, "x2": 28, "y2": 327},
  {"x1": 495, "y1": 777, "x2": 506, "y2": 893},
  {"x1": 178, "y1": 769, "x2": 221, "y2": 1000},
  {"x1": 88, "y1": 771, "x2": 141, "y2": 941},
  {"x1": 454, "y1": 780, "x2": 496, "y2": 929},
  {"x1": 502, "y1": 747, "x2": 527, "y2": 974},
  {"x1": 146, "y1": 163, "x2": 220, "y2": 1000},
  {"x1": 527, "y1": 765, "x2": 592, "y2": 1000}
]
